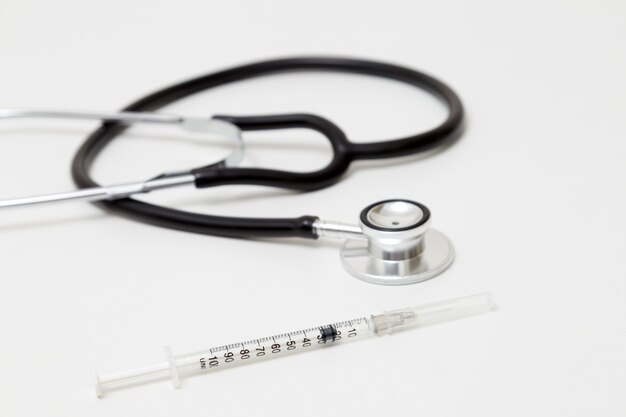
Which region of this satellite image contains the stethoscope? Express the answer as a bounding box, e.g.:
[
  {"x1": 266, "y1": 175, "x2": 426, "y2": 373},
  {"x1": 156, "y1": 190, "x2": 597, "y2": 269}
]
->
[{"x1": 0, "y1": 57, "x2": 464, "y2": 285}]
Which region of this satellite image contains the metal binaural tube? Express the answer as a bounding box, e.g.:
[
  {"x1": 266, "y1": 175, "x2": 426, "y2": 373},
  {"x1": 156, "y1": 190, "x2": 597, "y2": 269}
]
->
[
  {"x1": 0, "y1": 108, "x2": 183, "y2": 125},
  {"x1": 0, "y1": 109, "x2": 245, "y2": 210},
  {"x1": 0, "y1": 174, "x2": 196, "y2": 209}
]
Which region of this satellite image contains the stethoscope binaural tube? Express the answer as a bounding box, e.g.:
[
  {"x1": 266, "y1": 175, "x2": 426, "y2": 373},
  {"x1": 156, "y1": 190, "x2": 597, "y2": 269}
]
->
[{"x1": 71, "y1": 56, "x2": 464, "y2": 239}]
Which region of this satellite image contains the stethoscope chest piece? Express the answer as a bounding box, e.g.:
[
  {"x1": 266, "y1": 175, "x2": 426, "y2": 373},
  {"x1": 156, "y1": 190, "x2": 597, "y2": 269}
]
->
[{"x1": 340, "y1": 200, "x2": 455, "y2": 285}]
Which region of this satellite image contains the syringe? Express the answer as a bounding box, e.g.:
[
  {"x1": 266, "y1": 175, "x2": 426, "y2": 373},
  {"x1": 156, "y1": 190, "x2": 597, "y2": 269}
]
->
[{"x1": 94, "y1": 293, "x2": 496, "y2": 397}]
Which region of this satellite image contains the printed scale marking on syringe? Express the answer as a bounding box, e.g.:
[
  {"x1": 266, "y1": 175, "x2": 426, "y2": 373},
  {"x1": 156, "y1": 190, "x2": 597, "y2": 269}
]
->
[{"x1": 199, "y1": 318, "x2": 368, "y2": 371}]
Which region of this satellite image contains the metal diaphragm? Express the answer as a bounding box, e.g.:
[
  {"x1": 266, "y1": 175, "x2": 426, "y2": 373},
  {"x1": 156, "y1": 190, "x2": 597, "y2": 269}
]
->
[{"x1": 340, "y1": 200, "x2": 454, "y2": 285}]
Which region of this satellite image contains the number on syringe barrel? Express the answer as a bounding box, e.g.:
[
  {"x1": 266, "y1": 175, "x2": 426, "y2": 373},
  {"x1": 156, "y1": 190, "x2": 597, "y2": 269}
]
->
[
  {"x1": 199, "y1": 322, "x2": 364, "y2": 371},
  {"x1": 240, "y1": 349, "x2": 250, "y2": 360},
  {"x1": 199, "y1": 356, "x2": 217, "y2": 370}
]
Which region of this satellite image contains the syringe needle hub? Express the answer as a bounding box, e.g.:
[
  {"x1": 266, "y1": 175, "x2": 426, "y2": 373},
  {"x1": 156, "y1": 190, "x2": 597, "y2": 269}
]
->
[{"x1": 370, "y1": 293, "x2": 496, "y2": 335}]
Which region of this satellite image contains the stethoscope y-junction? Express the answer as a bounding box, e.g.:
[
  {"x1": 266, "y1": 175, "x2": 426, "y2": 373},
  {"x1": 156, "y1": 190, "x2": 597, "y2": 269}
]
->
[{"x1": 0, "y1": 57, "x2": 464, "y2": 285}]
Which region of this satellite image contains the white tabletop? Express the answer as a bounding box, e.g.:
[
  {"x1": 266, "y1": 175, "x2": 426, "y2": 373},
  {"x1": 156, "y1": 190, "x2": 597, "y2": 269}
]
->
[{"x1": 1, "y1": 1, "x2": 625, "y2": 416}]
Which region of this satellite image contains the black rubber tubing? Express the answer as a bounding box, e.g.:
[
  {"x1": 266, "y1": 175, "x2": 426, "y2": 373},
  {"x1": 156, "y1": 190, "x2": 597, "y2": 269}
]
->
[{"x1": 71, "y1": 57, "x2": 464, "y2": 239}]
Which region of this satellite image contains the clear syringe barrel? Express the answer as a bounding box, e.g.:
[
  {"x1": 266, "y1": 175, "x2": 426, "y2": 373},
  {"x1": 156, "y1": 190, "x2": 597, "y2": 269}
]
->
[
  {"x1": 94, "y1": 318, "x2": 372, "y2": 397},
  {"x1": 94, "y1": 293, "x2": 495, "y2": 397}
]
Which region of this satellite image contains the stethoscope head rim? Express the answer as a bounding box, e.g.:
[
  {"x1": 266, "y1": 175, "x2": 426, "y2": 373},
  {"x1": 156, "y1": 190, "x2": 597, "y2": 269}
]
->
[{"x1": 341, "y1": 199, "x2": 455, "y2": 285}]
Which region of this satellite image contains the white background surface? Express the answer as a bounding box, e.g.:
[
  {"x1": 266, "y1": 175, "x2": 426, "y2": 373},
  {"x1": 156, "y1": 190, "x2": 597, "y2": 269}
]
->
[{"x1": 1, "y1": 1, "x2": 625, "y2": 416}]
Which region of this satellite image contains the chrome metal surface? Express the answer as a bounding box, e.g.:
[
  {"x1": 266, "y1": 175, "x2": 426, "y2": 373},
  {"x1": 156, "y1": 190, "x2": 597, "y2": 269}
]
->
[
  {"x1": 360, "y1": 201, "x2": 431, "y2": 262},
  {"x1": 326, "y1": 199, "x2": 454, "y2": 285},
  {"x1": 0, "y1": 108, "x2": 245, "y2": 165},
  {"x1": 200, "y1": 119, "x2": 244, "y2": 167},
  {"x1": 0, "y1": 108, "x2": 245, "y2": 209},
  {"x1": 0, "y1": 174, "x2": 196, "y2": 209},
  {"x1": 341, "y1": 229, "x2": 455, "y2": 285},
  {"x1": 0, "y1": 108, "x2": 183, "y2": 124},
  {"x1": 312, "y1": 220, "x2": 365, "y2": 240},
  {"x1": 366, "y1": 200, "x2": 425, "y2": 229}
]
